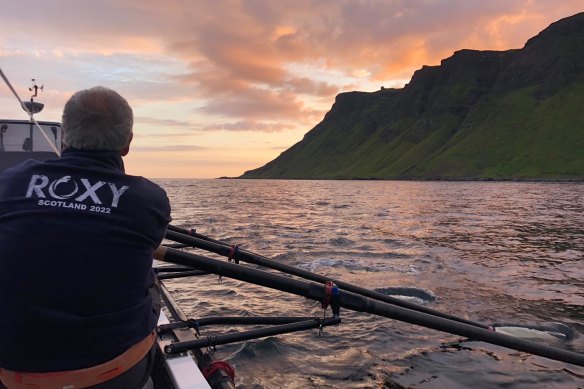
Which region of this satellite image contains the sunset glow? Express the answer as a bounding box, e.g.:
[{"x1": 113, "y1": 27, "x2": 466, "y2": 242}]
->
[{"x1": 0, "y1": 1, "x2": 581, "y2": 178}]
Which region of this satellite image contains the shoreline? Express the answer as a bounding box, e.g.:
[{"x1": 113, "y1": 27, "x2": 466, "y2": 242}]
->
[{"x1": 219, "y1": 176, "x2": 584, "y2": 183}]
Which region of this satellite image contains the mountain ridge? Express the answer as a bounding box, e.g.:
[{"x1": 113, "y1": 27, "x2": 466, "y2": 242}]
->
[{"x1": 241, "y1": 12, "x2": 584, "y2": 180}]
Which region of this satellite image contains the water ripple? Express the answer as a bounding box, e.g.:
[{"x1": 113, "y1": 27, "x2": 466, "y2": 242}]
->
[{"x1": 157, "y1": 179, "x2": 584, "y2": 388}]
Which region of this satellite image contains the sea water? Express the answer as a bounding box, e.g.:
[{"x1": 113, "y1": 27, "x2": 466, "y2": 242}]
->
[{"x1": 156, "y1": 179, "x2": 584, "y2": 388}]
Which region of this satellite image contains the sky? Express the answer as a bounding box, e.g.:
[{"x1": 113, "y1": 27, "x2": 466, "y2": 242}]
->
[{"x1": 0, "y1": 1, "x2": 582, "y2": 179}]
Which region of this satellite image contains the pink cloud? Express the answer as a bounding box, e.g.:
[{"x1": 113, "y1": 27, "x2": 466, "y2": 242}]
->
[{"x1": 1, "y1": 0, "x2": 582, "y2": 133}]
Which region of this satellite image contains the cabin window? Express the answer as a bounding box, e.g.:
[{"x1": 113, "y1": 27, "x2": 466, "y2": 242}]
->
[{"x1": 0, "y1": 123, "x2": 61, "y2": 152}]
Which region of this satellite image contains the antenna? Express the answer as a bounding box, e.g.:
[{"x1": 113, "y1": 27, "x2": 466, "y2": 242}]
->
[
  {"x1": 28, "y1": 78, "x2": 44, "y2": 99},
  {"x1": 23, "y1": 78, "x2": 44, "y2": 116}
]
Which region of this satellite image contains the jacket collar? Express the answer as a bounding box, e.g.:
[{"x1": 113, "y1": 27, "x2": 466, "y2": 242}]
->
[{"x1": 57, "y1": 148, "x2": 126, "y2": 172}]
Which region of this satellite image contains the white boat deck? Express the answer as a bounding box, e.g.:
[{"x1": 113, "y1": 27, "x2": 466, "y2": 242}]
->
[{"x1": 156, "y1": 310, "x2": 212, "y2": 389}]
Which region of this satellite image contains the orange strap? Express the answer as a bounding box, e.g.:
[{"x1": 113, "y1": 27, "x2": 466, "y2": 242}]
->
[{"x1": 0, "y1": 332, "x2": 156, "y2": 389}]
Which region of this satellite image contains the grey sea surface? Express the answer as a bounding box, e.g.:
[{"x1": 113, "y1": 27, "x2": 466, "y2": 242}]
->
[{"x1": 156, "y1": 179, "x2": 584, "y2": 389}]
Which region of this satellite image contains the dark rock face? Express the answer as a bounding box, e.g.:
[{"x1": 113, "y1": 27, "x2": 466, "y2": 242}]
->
[{"x1": 242, "y1": 13, "x2": 584, "y2": 180}]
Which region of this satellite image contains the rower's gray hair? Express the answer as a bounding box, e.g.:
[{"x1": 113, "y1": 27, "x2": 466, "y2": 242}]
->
[{"x1": 62, "y1": 86, "x2": 133, "y2": 151}]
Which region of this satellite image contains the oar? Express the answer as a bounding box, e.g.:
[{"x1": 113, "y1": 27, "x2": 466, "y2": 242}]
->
[
  {"x1": 165, "y1": 227, "x2": 493, "y2": 330},
  {"x1": 166, "y1": 226, "x2": 575, "y2": 341},
  {"x1": 168, "y1": 225, "x2": 224, "y2": 245},
  {"x1": 165, "y1": 317, "x2": 341, "y2": 354},
  {"x1": 154, "y1": 246, "x2": 584, "y2": 367},
  {"x1": 157, "y1": 270, "x2": 210, "y2": 280}
]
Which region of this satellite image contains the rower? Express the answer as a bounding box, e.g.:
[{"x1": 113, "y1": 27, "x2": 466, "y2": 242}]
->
[{"x1": 0, "y1": 86, "x2": 171, "y2": 388}]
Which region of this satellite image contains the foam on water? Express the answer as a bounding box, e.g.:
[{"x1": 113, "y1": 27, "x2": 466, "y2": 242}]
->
[
  {"x1": 374, "y1": 286, "x2": 437, "y2": 303},
  {"x1": 494, "y1": 322, "x2": 575, "y2": 342}
]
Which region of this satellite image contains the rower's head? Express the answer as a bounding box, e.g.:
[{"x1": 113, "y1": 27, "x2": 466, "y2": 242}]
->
[{"x1": 62, "y1": 86, "x2": 133, "y2": 155}]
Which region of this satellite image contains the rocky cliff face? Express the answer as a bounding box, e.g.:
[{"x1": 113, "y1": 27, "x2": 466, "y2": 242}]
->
[{"x1": 242, "y1": 12, "x2": 584, "y2": 180}]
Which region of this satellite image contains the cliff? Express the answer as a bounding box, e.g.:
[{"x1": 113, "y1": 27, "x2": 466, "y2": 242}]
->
[{"x1": 242, "y1": 13, "x2": 584, "y2": 180}]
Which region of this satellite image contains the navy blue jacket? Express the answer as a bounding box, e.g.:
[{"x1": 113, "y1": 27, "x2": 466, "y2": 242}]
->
[{"x1": 0, "y1": 149, "x2": 171, "y2": 372}]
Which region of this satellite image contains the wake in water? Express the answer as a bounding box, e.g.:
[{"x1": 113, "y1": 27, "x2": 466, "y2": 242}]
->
[{"x1": 374, "y1": 287, "x2": 436, "y2": 304}]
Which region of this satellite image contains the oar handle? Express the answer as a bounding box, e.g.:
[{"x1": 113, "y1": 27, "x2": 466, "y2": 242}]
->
[{"x1": 155, "y1": 245, "x2": 167, "y2": 260}]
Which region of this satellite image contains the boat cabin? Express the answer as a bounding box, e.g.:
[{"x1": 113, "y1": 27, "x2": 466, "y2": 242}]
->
[{"x1": 0, "y1": 120, "x2": 62, "y2": 172}]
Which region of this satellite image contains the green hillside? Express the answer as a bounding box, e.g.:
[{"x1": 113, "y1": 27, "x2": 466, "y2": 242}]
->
[{"x1": 241, "y1": 13, "x2": 584, "y2": 180}]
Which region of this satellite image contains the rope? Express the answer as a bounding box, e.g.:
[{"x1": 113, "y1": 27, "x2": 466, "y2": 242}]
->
[{"x1": 0, "y1": 67, "x2": 61, "y2": 157}]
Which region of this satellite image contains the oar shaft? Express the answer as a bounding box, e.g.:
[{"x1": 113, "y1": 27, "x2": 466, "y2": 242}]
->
[
  {"x1": 154, "y1": 246, "x2": 584, "y2": 367},
  {"x1": 166, "y1": 317, "x2": 341, "y2": 354},
  {"x1": 157, "y1": 270, "x2": 210, "y2": 280},
  {"x1": 158, "y1": 316, "x2": 326, "y2": 334},
  {"x1": 165, "y1": 228, "x2": 490, "y2": 330},
  {"x1": 167, "y1": 225, "x2": 224, "y2": 245}
]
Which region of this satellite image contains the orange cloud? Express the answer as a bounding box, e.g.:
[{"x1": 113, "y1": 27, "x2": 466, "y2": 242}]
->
[
  {"x1": 1, "y1": 0, "x2": 583, "y2": 178},
  {"x1": 8, "y1": 1, "x2": 581, "y2": 121}
]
